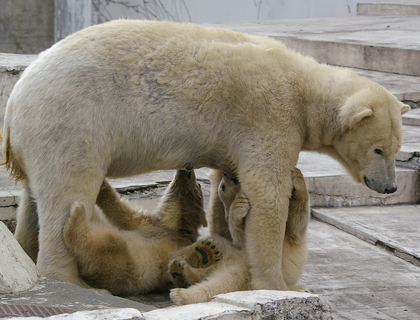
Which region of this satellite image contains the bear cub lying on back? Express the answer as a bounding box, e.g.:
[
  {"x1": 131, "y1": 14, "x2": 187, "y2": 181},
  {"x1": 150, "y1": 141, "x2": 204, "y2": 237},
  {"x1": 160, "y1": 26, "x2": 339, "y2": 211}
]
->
[{"x1": 63, "y1": 169, "x2": 207, "y2": 295}]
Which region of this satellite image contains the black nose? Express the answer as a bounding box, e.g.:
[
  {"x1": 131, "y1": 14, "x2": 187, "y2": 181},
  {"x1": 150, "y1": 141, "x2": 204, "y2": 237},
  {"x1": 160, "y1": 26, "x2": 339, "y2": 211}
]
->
[{"x1": 384, "y1": 185, "x2": 397, "y2": 194}]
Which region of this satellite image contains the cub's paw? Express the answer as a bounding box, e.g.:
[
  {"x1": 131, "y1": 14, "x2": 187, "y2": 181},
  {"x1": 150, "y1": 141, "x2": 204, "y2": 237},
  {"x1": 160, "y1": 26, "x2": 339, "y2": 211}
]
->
[
  {"x1": 170, "y1": 288, "x2": 193, "y2": 305},
  {"x1": 170, "y1": 288, "x2": 210, "y2": 305},
  {"x1": 169, "y1": 258, "x2": 189, "y2": 288},
  {"x1": 194, "y1": 239, "x2": 222, "y2": 267}
]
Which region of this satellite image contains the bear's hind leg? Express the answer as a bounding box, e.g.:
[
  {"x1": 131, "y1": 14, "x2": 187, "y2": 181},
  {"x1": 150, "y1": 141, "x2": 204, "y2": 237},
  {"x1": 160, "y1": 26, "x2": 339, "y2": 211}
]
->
[
  {"x1": 14, "y1": 185, "x2": 39, "y2": 262},
  {"x1": 34, "y1": 165, "x2": 105, "y2": 287}
]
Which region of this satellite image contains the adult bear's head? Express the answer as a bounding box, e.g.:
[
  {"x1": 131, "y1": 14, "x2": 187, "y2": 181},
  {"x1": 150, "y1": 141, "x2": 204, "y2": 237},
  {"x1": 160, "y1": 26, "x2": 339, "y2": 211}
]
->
[{"x1": 333, "y1": 86, "x2": 410, "y2": 194}]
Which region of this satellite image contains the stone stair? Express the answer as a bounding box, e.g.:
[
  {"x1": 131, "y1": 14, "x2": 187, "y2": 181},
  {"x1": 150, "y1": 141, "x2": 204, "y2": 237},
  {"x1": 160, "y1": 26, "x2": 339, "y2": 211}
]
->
[
  {"x1": 1, "y1": 3, "x2": 420, "y2": 319},
  {"x1": 357, "y1": 1, "x2": 420, "y2": 17}
]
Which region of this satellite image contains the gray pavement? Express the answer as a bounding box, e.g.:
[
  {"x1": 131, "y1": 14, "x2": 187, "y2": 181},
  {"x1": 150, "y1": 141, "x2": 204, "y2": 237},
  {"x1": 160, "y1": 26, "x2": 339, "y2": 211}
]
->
[
  {"x1": 312, "y1": 205, "x2": 420, "y2": 267},
  {"x1": 302, "y1": 219, "x2": 420, "y2": 320},
  {"x1": 0, "y1": 278, "x2": 157, "y2": 313}
]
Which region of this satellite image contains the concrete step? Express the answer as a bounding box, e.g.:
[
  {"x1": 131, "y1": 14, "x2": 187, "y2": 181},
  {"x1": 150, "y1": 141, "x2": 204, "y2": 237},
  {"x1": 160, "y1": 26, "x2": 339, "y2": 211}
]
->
[
  {"x1": 350, "y1": 68, "x2": 420, "y2": 108},
  {"x1": 0, "y1": 53, "x2": 38, "y2": 129},
  {"x1": 357, "y1": 1, "x2": 420, "y2": 16},
  {"x1": 1, "y1": 149, "x2": 419, "y2": 225},
  {"x1": 302, "y1": 219, "x2": 420, "y2": 320},
  {"x1": 403, "y1": 107, "x2": 420, "y2": 125},
  {"x1": 311, "y1": 205, "x2": 420, "y2": 267},
  {"x1": 298, "y1": 152, "x2": 420, "y2": 208},
  {"x1": 207, "y1": 16, "x2": 420, "y2": 76}
]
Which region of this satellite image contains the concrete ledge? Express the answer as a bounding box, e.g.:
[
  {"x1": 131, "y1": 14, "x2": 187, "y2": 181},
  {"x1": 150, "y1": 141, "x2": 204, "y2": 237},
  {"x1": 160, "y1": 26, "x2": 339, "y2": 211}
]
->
[
  {"x1": 357, "y1": 2, "x2": 420, "y2": 16},
  {"x1": 0, "y1": 53, "x2": 38, "y2": 128},
  {"x1": 403, "y1": 107, "x2": 420, "y2": 126},
  {"x1": 9, "y1": 308, "x2": 146, "y2": 320},
  {"x1": 298, "y1": 152, "x2": 420, "y2": 207},
  {"x1": 0, "y1": 222, "x2": 39, "y2": 294},
  {"x1": 212, "y1": 290, "x2": 333, "y2": 320},
  {"x1": 144, "y1": 301, "x2": 251, "y2": 320},
  {"x1": 8, "y1": 291, "x2": 332, "y2": 320},
  {"x1": 311, "y1": 205, "x2": 420, "y2": 267},
  {"x1": 207, "y1": 17, "x2": 420, "y2": 76}
]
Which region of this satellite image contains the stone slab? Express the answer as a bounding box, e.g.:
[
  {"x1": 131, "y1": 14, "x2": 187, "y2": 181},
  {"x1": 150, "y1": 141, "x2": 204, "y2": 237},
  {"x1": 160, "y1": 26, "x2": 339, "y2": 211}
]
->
[
  {"x1": 213, "y1": 290, "x2": 332, "y2": 320},
  {"x1": 311, "y1": 205, "x2": 420, "y2": 266},
  {"x1": 0, "y1": 53, "x2": 38, "y2": 129},
  {"x1": 350, "y1": 68, "x2": 420, "y2": 106},
  {"x1": 302, "y1": 219, "x2": 420, "y2": 320},
  {"x1": 7, "y1": 308, "x2": 145, "y2": 320},
  {"x1": 298, "y1": 152, "x2": 420, "y2": 207},
  {"x1": 0, "y1": 278, "x2": 156, "y2": 313},
  {"x1": 0, "y1": 222, "x2": 39, "y2": 294},
  {"x1": 401, "y1": 124, "x2": 420, "y2": 153},
  {"x1": 206, "y1": 16, "x2": 420, "y2": 76},
  {"x1": 144, "y1": 302, "x2": 250, "y2": 320},
  {"x1": 357, "y1": 1, "x2": 420, "y2": 16},
  {"x1": 403, "y1": 107, "x2": 420, "y2": 125}
]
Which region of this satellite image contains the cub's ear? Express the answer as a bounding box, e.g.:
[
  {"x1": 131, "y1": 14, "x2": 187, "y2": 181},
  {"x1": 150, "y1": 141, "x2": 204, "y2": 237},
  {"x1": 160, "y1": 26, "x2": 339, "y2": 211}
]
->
[
  {"x1": 400, "y1": 103, "x2": 410, "y2": 115},
  {"x1": 339, "y1": 100, "x2": 373, "y2": 131}
]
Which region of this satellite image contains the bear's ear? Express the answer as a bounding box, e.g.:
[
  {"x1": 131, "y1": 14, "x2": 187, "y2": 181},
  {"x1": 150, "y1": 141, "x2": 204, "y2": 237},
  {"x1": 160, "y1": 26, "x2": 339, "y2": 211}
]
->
[
  {"x1": 400, "y1": 103, "x2": 410, "y2": 115},
  {"x1": 339, "y1": 102, "x2": 373, "y2": 131}
]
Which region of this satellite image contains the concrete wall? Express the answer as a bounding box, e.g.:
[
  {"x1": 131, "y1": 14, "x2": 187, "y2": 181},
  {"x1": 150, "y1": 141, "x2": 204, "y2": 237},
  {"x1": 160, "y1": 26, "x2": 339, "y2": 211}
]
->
[
  {"x1": 0, "y1": 0, "x2": 90, "y2": 54},
  {"x1": 0, "y1": 0, "x2": 54, "y2": 54},
  {"x1": 1, "y1": 0, "x2": 408, "y2": 53},
  {"x1": 55, "y1": 0, "x2": 91, "y2": 42},
  {"x1": 91, "y1": 0, "x2": 405, "y2": 24}
]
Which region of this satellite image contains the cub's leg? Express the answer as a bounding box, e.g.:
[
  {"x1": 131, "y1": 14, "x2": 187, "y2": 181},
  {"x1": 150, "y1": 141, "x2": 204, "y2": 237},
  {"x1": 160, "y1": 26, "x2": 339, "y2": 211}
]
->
[
  {"x1": 169, "y1": 235, "x2": 239, "y2": 288},
  {"x1": 169, "y1": 258, "x2": 217, "y2": 288},
  {"x1": 14, "y1": 185, "x2": 39, "y2": 262},
  {"x1": 170, "y1": 260, "x2": 249, "y2": 305},
  {"x1": 283, "y1": 168, "x2": 310, "y2": 287},
  {"x1": 96, "y1": 179, "x2": 158, "y2": 230},
  {"x1": 159, "y1": 169, "x2": 207, "y2": 243},
  {"x1": 208, "y1": 170, "x2": 231, "y2": 241}
]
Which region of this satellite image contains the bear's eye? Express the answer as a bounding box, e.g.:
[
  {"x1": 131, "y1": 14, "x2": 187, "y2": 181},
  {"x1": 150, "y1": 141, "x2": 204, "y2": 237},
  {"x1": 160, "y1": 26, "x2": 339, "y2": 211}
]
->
[
  {"x1": 221, "y1": 184, "x2": 226, "y2": 192},
  {"x1": 374, "y1": 149, "x2": 383, "y2": 155}
]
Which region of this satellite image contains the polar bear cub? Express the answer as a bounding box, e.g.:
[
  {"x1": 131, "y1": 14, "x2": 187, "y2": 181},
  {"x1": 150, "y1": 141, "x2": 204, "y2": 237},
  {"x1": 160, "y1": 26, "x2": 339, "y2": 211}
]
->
[
  {"x1": 63, "y1": 169, "x2": 207, "y2": 295},
  {"x1": 169, "y1": 168, "x2": 310, "y2": 305}
]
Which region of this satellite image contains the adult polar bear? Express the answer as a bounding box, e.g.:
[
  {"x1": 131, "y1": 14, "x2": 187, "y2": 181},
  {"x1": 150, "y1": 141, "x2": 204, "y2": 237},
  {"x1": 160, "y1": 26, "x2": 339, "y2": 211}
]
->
[{"x1": 3, "y1": 20, "x2": 409, "y2": 290}]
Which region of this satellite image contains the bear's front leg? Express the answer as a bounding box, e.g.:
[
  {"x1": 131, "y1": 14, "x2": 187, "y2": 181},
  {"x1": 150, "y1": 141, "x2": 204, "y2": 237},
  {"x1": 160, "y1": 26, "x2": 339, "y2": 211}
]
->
[{"x1": 240, "y1": 167, "x2": 294, "y2": 291}]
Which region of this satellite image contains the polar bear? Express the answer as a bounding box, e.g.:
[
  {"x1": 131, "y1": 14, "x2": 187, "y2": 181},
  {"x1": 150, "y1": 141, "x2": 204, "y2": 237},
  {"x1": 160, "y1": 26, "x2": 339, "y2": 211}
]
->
[
  {"x1": 168, "y1": 168, "x2": 309, "y2": 305},
  {"x1": 3, "y1": 20, "x2": 410, "y2": 289},
  {"x1": 63, "y1": 169, "x2": 207, "y2": 294}
]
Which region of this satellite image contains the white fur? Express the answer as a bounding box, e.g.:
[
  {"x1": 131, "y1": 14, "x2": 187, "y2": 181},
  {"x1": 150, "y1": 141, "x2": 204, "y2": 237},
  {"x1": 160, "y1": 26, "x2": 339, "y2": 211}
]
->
[{"x1": 3, "y1": 20, "x2": 409, "y2": 288}]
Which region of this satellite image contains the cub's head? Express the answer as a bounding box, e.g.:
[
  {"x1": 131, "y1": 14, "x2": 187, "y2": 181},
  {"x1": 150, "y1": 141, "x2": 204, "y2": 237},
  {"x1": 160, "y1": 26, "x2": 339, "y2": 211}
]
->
[
  {"x1": 218, "y1": 173, "x2": 240, "y2": 221},
  {"x1": 333, "y1": 85, "x2": 410, "y2": 194}
]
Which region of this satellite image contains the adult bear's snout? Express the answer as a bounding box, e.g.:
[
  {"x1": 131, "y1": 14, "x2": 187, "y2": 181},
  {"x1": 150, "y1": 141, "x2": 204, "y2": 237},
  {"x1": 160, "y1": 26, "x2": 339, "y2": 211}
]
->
[{"x1": 364, "y1": 177, "x2": 397, "y2": 194}]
